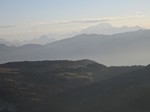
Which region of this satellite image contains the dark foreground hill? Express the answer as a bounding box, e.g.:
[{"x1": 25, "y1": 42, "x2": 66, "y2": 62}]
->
[{"x1": 0, "y1": 59, "x2": 149, "y2": 112}]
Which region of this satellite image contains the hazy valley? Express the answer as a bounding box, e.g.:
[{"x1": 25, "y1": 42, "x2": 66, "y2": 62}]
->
[{"x1": 0, "y1": 29, "x2": 150, "y2": 65}]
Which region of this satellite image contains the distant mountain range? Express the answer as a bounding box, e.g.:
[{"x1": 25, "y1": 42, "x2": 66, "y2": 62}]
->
[
  {"x1": 0, "y1": 29, "x2": 150, "y2": 65},
  {"x1": 80, "y1": 23, "x2": 143, "y2": 35},
  {"x1": 0, "y1": 23, "x2": 144, "y2": 46},
  {"x1": 0, "y1": 59, "x2": 149, "y2": 112},
  {"x1": 0, "y1": 35, "x2": 56, "y2": 46}
]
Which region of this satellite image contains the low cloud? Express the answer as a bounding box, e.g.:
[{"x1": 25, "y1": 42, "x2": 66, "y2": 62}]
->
[
  {"x1": 27, "y1": 15, "x2": 146, "y2": 26},
  {"x1": 51, "y1": 19, "x2": 110, "y2": 25},
  {"x1": 70, "y1": 19, "x2": 109, "y2": 23},
  {"x1": 0, "y1": 25, "x2": 16, "y2": 29}
]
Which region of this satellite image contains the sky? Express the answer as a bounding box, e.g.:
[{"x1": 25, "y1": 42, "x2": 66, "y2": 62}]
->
[{"x1": 0, "y1": 0, "x2": 150, "y2": 40}]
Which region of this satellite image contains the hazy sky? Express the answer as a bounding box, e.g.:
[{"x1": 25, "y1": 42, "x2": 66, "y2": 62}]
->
[{"x1": 0, "y1": 0, "x2": 150, "y2": 40}]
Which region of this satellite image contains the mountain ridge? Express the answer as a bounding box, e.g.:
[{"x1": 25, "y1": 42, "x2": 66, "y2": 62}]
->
[
  {"x1": 0, "y1": 30, "x2": 150, "y2": 65},
  {"x1": 0, "y1": 23, "x2": 144, "y2": 46}
]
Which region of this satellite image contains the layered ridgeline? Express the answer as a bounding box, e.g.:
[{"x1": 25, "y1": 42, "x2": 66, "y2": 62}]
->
[
  {"x1": 1, "y1": 59, "x2": 150, "y2": 112},
  {"x1": 0, "y1": 30, "x2": 150, "y2": 65},
  {"x1": 0, "y1": 23, "x2": 142, "y2": 46}
]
